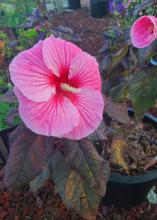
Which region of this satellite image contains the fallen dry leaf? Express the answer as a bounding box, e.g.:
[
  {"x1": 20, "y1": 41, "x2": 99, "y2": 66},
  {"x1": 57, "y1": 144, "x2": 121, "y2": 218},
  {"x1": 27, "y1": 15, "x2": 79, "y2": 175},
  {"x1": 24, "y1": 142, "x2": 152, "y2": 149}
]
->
[
  {"x1": 144, "y1": 156, "x2": 157, "y2": 171},
  {"x1": 110, "y1": 137, "x2": 129, "y2": 173},
  {"x1": 0, "y1": 40, "x2": 5, "y2": 66},
  {"x1": 0, "y1": 41, "x2": 5, "y2": 49}
]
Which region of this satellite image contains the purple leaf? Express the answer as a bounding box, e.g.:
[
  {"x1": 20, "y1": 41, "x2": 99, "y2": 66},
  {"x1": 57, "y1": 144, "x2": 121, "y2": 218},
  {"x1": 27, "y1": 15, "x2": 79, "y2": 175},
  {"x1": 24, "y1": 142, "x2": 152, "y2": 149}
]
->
[
  {"x1": 0, "y1": 89, "x2": 17, "y2": 103},
  {"x1": 50, "y1": 138, "x2": 110, "y2": 220},
  {"x1": 88, "y1": 121, "x2": 110, "y2": 141},
  {"x1": 55, "y1": 25, "x2": 74, "y2": 35},
  {"x1": 4, "y1": 124, "x2": 55, "y2": 190},
  {"x1": 105, "y1": 97, "x2": 130, "y2": 124},
  {"x1": 6, "y1": 108, "x2": 19, "y2": 127}
]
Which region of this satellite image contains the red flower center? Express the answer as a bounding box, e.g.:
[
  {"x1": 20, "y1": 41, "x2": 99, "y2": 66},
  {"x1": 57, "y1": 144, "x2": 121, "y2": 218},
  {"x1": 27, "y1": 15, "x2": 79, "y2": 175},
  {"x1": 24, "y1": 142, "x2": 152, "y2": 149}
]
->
[{"x1": 50, "y1": 68, "x2": 79, "y2": 96}]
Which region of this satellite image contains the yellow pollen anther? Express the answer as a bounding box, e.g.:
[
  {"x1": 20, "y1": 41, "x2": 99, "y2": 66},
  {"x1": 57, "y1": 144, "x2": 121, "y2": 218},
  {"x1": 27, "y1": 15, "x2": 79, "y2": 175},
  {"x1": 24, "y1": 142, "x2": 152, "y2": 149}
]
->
[{"x1": 61, "y1": 83, "x2": 78, "y2": 93}]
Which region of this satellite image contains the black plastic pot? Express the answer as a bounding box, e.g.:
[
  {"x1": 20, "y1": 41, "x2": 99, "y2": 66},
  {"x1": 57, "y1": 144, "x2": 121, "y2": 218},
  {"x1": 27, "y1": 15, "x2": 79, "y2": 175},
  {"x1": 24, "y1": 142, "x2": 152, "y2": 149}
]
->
[
  {"x1": 90, "y1": 0, "x2": 109, "y2": 18},
  {"x1": 103, "y1": 110, "x2": 157, "y2": 208},
  {"x1": 103, "y1": 169, "x2": 157, "y2": 208},
  {"x1": 68, "y1": 0, "x2": 81, "y2": 10}
]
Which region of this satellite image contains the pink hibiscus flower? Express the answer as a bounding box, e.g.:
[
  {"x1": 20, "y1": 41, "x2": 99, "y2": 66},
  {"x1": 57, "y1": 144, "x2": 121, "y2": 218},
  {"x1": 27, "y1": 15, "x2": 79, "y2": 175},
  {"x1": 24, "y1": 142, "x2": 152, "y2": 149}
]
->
[
  {"x1": 131, "y1": 16, "x2": 157, "y2": 48},
  {"x1": 9, "y1": 37, "x2": 104, "y2": 140}
]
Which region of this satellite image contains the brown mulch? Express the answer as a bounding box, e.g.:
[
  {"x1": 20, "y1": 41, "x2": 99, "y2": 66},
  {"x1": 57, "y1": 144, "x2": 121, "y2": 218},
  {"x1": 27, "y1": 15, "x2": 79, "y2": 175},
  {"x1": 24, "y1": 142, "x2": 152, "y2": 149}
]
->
[
  {"x1": 46, "y1": 8, "x2": 110, "y2": 60},
  {"x1": 110, "y1": 122, "x2": 157, "y2": 175},
  {"x1": 0, "y1": 171, "x2": 157, "y2": 220},
  {"x1": 0, "y1": 181, "x2": 76, "y2": 220},
  {"x1": 104, "y1": 203, "x2": 157, "y2": 220}
]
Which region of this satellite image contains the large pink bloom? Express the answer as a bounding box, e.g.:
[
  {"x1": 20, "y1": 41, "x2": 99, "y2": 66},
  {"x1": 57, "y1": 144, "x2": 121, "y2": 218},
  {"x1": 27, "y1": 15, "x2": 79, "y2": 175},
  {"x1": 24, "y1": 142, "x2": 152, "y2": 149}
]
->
[
  {"x1": 9, "y1": 37, "x2": 104, "y2": 140},
  {"x1": 131, "y1": 16, "x2": 157, "y2": 48}
]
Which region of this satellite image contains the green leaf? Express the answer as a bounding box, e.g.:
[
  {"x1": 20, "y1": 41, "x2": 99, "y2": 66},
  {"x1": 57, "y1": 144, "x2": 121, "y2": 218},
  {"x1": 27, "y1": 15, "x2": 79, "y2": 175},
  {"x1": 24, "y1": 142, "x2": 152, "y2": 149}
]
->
[
  {"x1": 18, "y1": 28, "x2": 38, "y2": 49},
  {"x1": 111, "y1": 44, "x2": 129, "y2": 70},
  {"x1": 129, "y1": 72, "x2": 148, "y2": 86},
  {"x1": 50, "y1": 139, "x2": 110, "y2": 220},
  {"x1": 129, "y1": 74, "x2": 157, "y2": 115},
  {"x1": 109, "y1": 81, "x2": 128, "y2": 101},
  {"x1": 4, "y1": 124, "x2": 54, "y2": 190},
  {"x1": 109, "y1": 72, "x2": 148, "y2": 102},
  {"x1": 0, "y1": 102, "x2": 13, "y2": 130},
  {"x1": 0, "y1": 0, "x2": 38, "y2": 28}
]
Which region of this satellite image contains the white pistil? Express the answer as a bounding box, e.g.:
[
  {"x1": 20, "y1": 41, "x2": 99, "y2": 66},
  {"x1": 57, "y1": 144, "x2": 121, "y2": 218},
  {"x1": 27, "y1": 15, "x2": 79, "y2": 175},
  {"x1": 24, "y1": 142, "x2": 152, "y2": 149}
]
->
[{"x1": 61, "y1": 83, "x2": 79, "y2": 93}]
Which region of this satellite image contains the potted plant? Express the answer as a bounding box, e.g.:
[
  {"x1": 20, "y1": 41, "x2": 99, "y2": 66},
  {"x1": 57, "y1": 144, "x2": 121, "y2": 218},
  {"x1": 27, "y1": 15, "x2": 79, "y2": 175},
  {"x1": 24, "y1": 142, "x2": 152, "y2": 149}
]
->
[
  {"x1": 133, "y1": 1, "x2": 157, "y2": 65},
  {"x1": 68, "y1": 0, "x2": 81, "y2": 10},
  {"x1": 102, "y1": 14, "x2": 157, "y2": 208},
  {"x1": 90, "y1": 0, "x2": 110, "y2": 18},
  {"x1": 101, "y1": 1, "x2": 157, "y2": 70},
  {"x1": 102, "y1": 105, "x2": 157, "y2": 208}
]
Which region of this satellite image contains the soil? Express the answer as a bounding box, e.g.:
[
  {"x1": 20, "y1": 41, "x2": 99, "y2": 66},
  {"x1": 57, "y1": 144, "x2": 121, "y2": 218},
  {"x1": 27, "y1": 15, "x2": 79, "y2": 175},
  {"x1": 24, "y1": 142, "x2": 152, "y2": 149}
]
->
[
  {"x1": 109, "y1": 122, "x2": 157, "y2": 175},
  {"x1": 0, "y1": 171, "x2": 81, "y2": 220},
  {"x1": 45, "y1": 8, "x2": 110, "y2": 61},
  {"x1": 0, "y1": 169, "x2": 157, "y2": 220}
]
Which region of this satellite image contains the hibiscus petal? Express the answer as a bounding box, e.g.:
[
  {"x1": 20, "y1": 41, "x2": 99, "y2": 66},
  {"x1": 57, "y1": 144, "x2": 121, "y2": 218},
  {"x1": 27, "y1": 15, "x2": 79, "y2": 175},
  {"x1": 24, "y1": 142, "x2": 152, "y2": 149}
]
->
[
  {"x1": 64, "y1": 88, "x2": 104, "y2": 140},
  {"x1": 131, "y1": 16, "x2": 157, "y2": 48},
  {"x1": 68, "y1": 52, "x2": 101, "y2": 91},
  {"x1": 42, "y1": 36, "x2": 82, "y2": 77},
  {"x1": 15, "y1": 88, "x2": 79, "y2": 137},
  {"x1": 9, "y1": 41, "x2": 55, "y2": 102}
]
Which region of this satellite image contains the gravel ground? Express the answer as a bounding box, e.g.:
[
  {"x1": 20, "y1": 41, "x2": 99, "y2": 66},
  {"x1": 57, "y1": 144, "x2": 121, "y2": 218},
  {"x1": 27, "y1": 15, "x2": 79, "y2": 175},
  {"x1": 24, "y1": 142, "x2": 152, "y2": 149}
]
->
[
  {"x1": 46, "y1": 8, "x2": 110, "y2": 61},
  {"x1": 0, "y1": 171, "x2": 157, "y2": 220}
]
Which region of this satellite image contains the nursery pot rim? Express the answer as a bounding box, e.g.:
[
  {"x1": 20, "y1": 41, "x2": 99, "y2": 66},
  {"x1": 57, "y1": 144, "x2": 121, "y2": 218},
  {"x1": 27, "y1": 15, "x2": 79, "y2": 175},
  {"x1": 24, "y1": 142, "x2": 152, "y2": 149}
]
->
[
  {"x1": 110, "y1": 169, "x2": 157, "y2": 184},
  {"x1": 109, "y1": 108, "x2": 157, "y2": 184}
]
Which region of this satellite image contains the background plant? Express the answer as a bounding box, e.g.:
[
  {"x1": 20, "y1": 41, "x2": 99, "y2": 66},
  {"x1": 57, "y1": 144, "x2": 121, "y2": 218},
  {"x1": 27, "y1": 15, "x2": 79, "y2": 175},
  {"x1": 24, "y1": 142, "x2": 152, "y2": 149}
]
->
[
  {"x1": 0, "y1": 82, "x2": 19, "y2": 130},
  {"x1": 0, "y1": 0, "x2": 38, "y2": 28},
  {"x1": 17, "y1": 28, "x2": 38, "y2": 50},
  {"x1": 102, "y1": 1, "x2": 157, "y2": 117}
]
